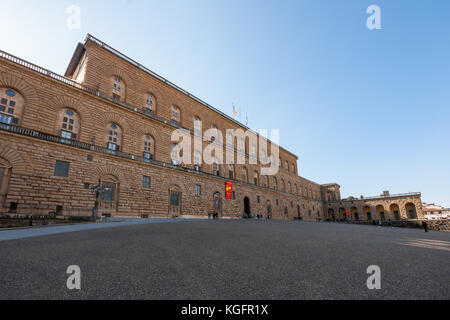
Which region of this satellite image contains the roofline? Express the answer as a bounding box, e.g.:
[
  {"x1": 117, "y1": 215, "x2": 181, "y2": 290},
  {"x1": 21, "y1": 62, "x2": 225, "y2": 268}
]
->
[
  {"x1": 321, "y1": 183, "x2": 341, "y2": 187},
  {"x1": 330, "y1": 192, "x2": 422, "y2": 203},
  {"x1": 82, "y1": 33, "x2": 299, "y2": 160},
  {"x1": 64, "y1": 43, "x2": 85, "y2": 78}
]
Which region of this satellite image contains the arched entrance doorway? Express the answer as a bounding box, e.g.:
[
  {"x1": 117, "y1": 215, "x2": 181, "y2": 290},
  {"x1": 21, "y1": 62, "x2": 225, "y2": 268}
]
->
[
  {"x1": 0, "y1": 157, "x2": 12, "y2": 204},
  {"x1": 244, "y1": 197, "x2": 251, "y2": 218},
  {"x1": 390, "y1": 203, "x2": 400, "y2": 220},
  {"x1": 267, "y1": 200, "x2": 272, "y2": 219},
  {"x1": 376, "y1": 205, "x2": 385, "y2": 221},
  {"x1": 169, "y1": 186, "x2": 182, "y2": 218},
  {"x1": 213, "y1": 192, "x2": 222, "y2": 218},
  {"x1": 363, "y1": 205, "x2": 372, "y2": 221},
  {"x1": 351, "y1": 207, "x2": 359, "y2": 221},
  {"x1": 406, "y1": 203, "x2": 417, "y2": 219},
  {"x1": 328, "y1": 208, "x2": 335, "y2": 221},
  {"x1": 297, "y1": 205, "x2": 302, "y2": 220},
  {"x1": 339, "y1": 207, "x2": 346, "y2": 220}
]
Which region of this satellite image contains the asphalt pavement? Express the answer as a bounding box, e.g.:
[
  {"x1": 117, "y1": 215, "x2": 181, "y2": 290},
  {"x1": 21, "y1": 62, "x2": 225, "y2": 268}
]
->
[{"x1": 0, "y1": 220, "x2": 448, "y2": 300}]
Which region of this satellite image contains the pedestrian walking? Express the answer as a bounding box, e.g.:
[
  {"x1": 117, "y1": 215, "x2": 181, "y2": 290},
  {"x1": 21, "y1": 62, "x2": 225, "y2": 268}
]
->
[{"x1": 423, "y1": 221, "x2": 429, "y2": 232}]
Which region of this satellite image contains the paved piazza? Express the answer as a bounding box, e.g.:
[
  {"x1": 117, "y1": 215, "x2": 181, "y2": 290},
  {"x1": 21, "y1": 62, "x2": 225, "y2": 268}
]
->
[{"x1": 0, "y1": 220, "x2": 449, "y2": 300}]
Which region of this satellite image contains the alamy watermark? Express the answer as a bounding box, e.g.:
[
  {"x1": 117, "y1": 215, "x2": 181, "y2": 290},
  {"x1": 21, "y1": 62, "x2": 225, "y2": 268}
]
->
[
  {"x1": 366, "y1": 265, "x2": 381, "y2": 290},
  {"x1": 66, "y1": 265, "x2": 81, "y2": 290},
  {"x1": 66, "y1": 5, "x2": 81, "y2": 30},
  {"x1": 170, "y1": 126, "x2": 280, "y2": 176},
  {"x1": 367, "y1": 5, "x2": 381, "y2": 30}
]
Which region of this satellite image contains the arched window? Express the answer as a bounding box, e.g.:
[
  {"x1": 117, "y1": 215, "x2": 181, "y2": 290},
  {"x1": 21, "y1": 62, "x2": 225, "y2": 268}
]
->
[
  {"x1": 112, "y1": 76, "x2": 124, "y2": 101},
  {"x1": 106, "y1": 123, "x2": 122, "y2": 151},
  {"x1": 253, "y1": 171, "x2": 259, "y2": 186},
  {"x1": 211, "y1": 124, "x2": 218, "y2": 142},
  {"x1": 288, "y1": 182, "x2": 292, "y2": 194},
  {"x1": 226, "y1": 131, "x2": 234, "y2": 148},
  {"x1": 250, "y1": 144, "x2": 256, "y2": 158},
  {"x1": 285, "y1": 161, "x2": 289, "y2": 171},
  {"x1": 295, "y1": 184, "x2": 298, "y2": 195},
  {"x1": 238, "y1": 137, "x2": 245, "y2": 153},
  {"x1": 213, "y1": 159, "x2": 219, "y2": 176},
  {"x1": 279, "y1": 158, "x2": 282, "y2": 168},
  {"x1": 281, "y1": 179, "x2": 285, "y2": 192},
  {"x1": 194, "y1": 151, "x2": 202, "y2": 171},
  {"x1": 263, "y1": 176, "x2": 268, "y2": 187},
  {"x1": 171, "y1": 143, "x2": 181, "y2": 166},
  {"x1": 228, "y1": 164, "x2": 234, "y2": 179},
  {"x1": 242, "y1": 167, "x2": 248, "y2": 183},
  {"x1": 273, "y1": 177, "x2": 277, "y2": 190},
  {"x1": 145, "y1": 93, "x2": 156, "y2": 114},
  {"x1": 58, "y1": 109, "x2": 80, "y2": 140},
  {"x1": 261, "y1": 150, "x2": 267, "y2": 163},
  {"x1": 292, "y1": 163, "x2": 296, "y2": 174},
  {"x1": 0, "y1": 88, "x2": 24, "y2": 125},
  {"x1": 143, "y1": 135, "x2": 154, "y2": 160},
  {"x1": 193, "y1": 116, "x2": 202, "y2": 136},
  {"x1": 172, "y1": 106, "x2": 180, "y2": 125}
]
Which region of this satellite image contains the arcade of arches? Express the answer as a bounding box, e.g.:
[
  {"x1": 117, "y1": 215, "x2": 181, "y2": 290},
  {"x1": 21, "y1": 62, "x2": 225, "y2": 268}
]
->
[{"x1": 326, "y1": 200, "x2": 422, "y2": 221}]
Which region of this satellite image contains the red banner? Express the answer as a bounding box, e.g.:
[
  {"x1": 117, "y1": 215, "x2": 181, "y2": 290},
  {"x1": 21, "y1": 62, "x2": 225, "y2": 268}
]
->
[{"x1": 225, "y1": 181, "x2": 233, "y2": 200}]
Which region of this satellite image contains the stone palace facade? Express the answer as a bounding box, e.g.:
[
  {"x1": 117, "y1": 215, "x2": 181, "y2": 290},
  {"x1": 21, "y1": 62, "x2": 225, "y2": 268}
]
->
[{"x1": 0, "y1": 34, "x2": 424, "y2": 221}]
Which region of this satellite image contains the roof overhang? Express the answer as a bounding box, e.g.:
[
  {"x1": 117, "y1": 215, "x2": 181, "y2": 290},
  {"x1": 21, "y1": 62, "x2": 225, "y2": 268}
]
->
[{"x1": 64, "y1": 43, "x2": 86, "y2": 78}]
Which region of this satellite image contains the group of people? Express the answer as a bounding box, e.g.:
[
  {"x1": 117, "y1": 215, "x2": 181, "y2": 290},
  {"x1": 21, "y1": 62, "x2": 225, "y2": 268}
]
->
[
  {"x1": 247, "y1": 213, "x2": 272, "y2": 221},
  {"x1": 207, "y1": 213, "x2": 220, "y2": 220}
]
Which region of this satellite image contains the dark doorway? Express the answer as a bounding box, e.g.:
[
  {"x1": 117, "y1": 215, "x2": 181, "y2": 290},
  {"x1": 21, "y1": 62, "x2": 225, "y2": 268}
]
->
[
  {"x1": 244, "y1": 197, "x2": 251, "y2": 218},
  {"x1": 266, "y1": 201, "x2": 272, "y2": 219},
  {"x1": 213, "y1": 192, "x2": 222, "y2": 218},
  {"x1": 169, "y1": 191, "x2": 181, "y2": 217}
]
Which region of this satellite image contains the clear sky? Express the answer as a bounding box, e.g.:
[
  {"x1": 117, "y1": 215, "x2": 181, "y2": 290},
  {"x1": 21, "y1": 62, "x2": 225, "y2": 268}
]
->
[{"x1": 1, "y1": 0, "x2": 449, "y2": 206}]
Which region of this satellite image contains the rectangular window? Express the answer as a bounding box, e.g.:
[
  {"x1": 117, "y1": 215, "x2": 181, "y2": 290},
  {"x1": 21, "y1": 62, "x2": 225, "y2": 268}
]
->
[
  {"x1": 171, "y1": 193, "x2": 180, "y2": 206},
  {"x1": 102, "y1": 183, "x2": 115, "y2": 201},
  {"x1": 60, "y1": 130, "x2": 73, "y2": 139},
  {"x1": 1, "y1": 98, "x2": 7, "y2": 105},
  {"x1": 143, "y1": 176, "x2": 151, "y2": 189},
  {"x1": 108, "y1": 143, "x2": 118, "y2": 151},
  {"x1": 195, "y1": 185, "x2": 201, "y2": 196},
  {"x1": 0, "y1": 114, "x2": 12, "y2": 124},
  {"x1": 143, "y1": 152, "x2": 153, "y2": 160},
  {"x1": 0, "y1": 106, "x2": 5, "y2": 112},
  {"x1": 257, "y1": 196, "x2": 260, "y2": 203},
  {"x1": 232, "y1": 191, "x2": 236, "y2": 200},
  {"x1": 54, "y1": 161, "x2": 70, "y2": 178}
]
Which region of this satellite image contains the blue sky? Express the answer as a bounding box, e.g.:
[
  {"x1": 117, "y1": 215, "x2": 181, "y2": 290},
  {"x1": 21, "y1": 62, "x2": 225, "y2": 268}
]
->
[{"x1": 1, "y1": 0, "x2": 449, "y2": 206}]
